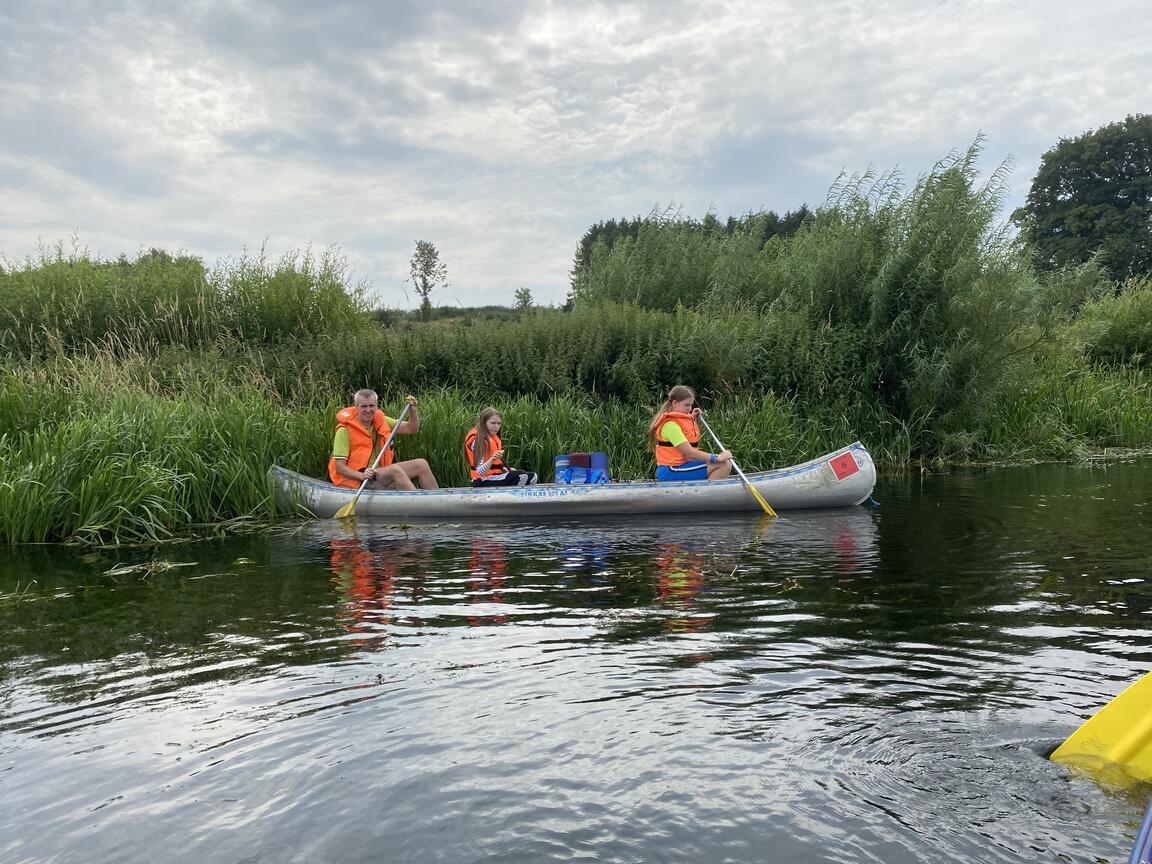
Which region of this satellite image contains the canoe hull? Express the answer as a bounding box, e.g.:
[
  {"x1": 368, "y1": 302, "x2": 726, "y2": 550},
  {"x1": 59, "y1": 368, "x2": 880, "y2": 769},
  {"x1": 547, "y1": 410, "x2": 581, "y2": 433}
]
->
[{"x1": 270, "y1": 442, "x2": 876, "y2": 519}]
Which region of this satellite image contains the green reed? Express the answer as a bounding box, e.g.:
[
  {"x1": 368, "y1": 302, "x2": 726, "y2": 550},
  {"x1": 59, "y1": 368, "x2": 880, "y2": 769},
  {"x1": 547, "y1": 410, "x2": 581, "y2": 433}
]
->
[
  {"x1": 0, "y1": 243, "x2": 369, "y2": 358},
  {"x1": 982, "y1": 357, "x2": 1152, "y2": 459},
  {"x1": 0, "y1": 360, "x2": 325, "y2": 545},
  {"x1": 1073, "y1": 276, "x2": 1152, "y2": 367}
]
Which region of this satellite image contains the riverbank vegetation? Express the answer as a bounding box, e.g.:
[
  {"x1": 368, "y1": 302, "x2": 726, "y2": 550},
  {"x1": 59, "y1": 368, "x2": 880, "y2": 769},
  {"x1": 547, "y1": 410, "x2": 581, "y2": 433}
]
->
[{"x1": 2, "y1": 142, "x2": 1149, "y2": 545}]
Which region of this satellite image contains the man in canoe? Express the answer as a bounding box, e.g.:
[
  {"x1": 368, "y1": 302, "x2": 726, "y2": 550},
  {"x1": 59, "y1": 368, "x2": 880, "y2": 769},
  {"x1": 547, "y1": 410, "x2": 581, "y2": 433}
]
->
[
  {"x1": 648, "y1": 385, "x2": 732, "y2": 481},
  {"x1": 328, "y1": 390, "x2": 439, "y2": 491}
]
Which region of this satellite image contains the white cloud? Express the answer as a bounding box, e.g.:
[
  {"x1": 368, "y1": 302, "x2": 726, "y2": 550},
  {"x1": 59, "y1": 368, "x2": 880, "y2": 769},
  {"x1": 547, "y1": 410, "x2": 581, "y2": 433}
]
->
[{"x1": 1, "y1": 0, "x2": 1149, "y2": 306}]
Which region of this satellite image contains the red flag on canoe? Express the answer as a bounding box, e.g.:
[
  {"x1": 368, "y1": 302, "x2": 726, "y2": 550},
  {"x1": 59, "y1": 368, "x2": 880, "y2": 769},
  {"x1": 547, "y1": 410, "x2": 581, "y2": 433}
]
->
[{"x1": 829, "y1": 452, "x2": 859, "y2": 481}]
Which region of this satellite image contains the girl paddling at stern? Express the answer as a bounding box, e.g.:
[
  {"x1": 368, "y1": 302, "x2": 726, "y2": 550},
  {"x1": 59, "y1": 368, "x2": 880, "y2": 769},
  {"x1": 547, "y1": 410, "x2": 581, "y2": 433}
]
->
[
  {"x1": 648, "y1": 385, "x2": 732, "y2": 481},
  {"x1": 465, "y1": 407, "x2": 539, "y2": 487}
]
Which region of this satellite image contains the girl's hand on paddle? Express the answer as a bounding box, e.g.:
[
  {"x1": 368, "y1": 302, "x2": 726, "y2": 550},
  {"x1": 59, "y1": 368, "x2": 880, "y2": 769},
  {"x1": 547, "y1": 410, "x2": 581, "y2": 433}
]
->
[
  {"x1": 718, "y1": 450, "x2": 732, "y2": 462},
  {"x1": 493, "y1": 449, "x2": 504, "y2": 460},
  {"x1": 690, "y1": 407, "x2": 702, "y2": 419}
]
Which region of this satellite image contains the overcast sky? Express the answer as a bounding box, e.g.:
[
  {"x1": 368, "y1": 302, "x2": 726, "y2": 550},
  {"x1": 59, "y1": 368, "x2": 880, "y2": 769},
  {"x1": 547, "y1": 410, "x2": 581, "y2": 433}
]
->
[{"x1": 1, "y1": 1, "x2": 1148, "y2": 308}]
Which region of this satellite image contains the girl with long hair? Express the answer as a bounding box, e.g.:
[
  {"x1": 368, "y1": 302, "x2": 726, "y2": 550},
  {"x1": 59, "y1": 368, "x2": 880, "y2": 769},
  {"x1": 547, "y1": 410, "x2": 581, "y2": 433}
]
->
[
  {"x1": 465, "y1": 407, "x2": 539, "y2": 487},
  {"x1": 648, "y1": 386, "x2": 732, "y2": 481}
]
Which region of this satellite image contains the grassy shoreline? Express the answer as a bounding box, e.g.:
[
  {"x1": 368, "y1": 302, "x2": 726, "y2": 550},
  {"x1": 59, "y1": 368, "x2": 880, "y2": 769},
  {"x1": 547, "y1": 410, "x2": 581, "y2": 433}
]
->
[{"x1": 1, "y1": 343, "x2": 1148, "y2": 546}]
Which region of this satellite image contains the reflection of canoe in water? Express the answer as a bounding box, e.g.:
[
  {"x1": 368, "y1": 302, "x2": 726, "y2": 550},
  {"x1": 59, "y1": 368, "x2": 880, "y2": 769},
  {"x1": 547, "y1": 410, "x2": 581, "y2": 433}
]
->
[
  {"x1": 289, "y1": 508, "x2": 881, "y2": 569},
  {"x1": 270, "y1": 442, "x2": 876, "y2": 519}
]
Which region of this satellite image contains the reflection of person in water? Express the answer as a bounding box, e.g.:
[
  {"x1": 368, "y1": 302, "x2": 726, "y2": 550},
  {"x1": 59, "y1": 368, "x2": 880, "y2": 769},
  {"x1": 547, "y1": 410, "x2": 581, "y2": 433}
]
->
[
  {"x1": 330, "y1": 536, "x2": 397, "y2": 647},
  {"x1": 329, "y1": 536, "x2": 431, "y2": 644},
  {"x1": 655, "y1": 543, "x2": 714, "y2": 635},
  {"x1": 468, "y1": 538, "x2": 508, "y2": 626}
]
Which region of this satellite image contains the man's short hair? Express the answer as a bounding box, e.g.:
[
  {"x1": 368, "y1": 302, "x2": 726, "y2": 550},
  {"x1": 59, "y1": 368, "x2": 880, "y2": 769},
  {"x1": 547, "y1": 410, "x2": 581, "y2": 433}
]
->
[{"x1": 354, "y1": 388, "x2": 378, "y2": 404}]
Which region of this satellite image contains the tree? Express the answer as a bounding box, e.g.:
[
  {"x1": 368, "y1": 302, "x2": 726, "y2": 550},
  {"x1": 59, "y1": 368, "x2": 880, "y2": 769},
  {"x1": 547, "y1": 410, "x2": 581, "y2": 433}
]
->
[
  {"x1": 1014, "y1": 114, "x2": 1152, "y2": 278},
  {"x1": 513, "y1": 286, "x2": 533, "y2": 311},
  {"x1": 409, "y1": 240, "x2": 448, "y2": 321}
]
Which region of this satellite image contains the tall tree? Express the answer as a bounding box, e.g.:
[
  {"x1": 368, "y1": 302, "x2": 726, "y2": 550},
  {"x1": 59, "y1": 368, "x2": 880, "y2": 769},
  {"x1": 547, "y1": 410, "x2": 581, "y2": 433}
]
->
[
  {"x1": 1014, "y1": 114, "x2": 1152, "y2": 278},
  {"x1": 409, "y1": 240, "x2": 448, "y2": 321},
  {"x1": 513, "y1": 286, "x2": 533, "y2": 311}
]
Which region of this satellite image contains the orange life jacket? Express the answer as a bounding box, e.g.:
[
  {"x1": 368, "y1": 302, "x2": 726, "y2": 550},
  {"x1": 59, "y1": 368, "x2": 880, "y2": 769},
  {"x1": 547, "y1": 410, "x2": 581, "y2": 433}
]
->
[
  {"x1": 654, "y1": 411, "x2": 700, "y2": 467},
  {"x1": 464, "y1": 427, "x2": 507, "y2": 480},
  {"x1": 328, "y1": 406, "x2": 395, "y2": 488}
]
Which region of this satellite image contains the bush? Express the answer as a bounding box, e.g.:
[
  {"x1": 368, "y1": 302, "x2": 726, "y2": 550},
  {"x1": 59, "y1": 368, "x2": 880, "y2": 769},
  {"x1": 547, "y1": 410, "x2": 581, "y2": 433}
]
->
[{"x1": 1075, "y1": 276, "x2": 1152, "y2": 367}]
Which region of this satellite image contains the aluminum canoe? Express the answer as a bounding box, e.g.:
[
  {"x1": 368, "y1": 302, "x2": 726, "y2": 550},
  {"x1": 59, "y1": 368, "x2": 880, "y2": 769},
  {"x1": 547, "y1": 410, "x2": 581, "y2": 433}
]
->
[{"x1": 269, "y1": 442, "x2": 876, "y2": 519}]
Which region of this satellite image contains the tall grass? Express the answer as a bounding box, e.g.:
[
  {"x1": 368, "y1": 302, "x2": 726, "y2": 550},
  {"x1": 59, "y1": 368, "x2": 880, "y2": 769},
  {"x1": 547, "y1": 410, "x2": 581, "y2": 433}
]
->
[
  {"x1": 570, "y1": 207, "x2": 726, "y2": 310},
  {"x1": 1073, "y1": 276, "x2": 1152, "y2": 367},
  {"x1": 281, "y1": 302, "x2": 774, "y2": 404},
  {"x1": 0, "y1": 358, "x2": 325, "y2": 545},
  {"x1": 0, "y1": 243, "x2": 369, "y2": 357},
  {"x1": 0, "y1": 244, "x2": 218, "y2": 356}
]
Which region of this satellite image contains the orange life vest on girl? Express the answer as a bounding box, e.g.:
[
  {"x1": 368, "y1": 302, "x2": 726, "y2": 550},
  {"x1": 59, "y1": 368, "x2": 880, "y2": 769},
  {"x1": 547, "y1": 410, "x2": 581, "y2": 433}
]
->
[
  {"x1": 464, "y1": 427, "x2": 507, "y2": 480},
  {"x1": 654, "y1": 411, "x2": 700, "y2": 467},
  {"x1": 328, "y1": 406, "x2": 395, "y2": 488}
]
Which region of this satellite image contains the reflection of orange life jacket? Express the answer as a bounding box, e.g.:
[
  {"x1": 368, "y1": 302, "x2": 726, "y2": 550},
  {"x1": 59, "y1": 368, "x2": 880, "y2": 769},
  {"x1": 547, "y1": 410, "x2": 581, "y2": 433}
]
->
[
  {"x1": 330, "y1": 538, "x2": 397, "y2": 634},
  {"x1": 470, "y1": 539, "x2": 507, "y2": 582},
  {"x1": 328, "y1": 406, "x2": 395, "y2": 488},
  {"x1": 330, "y1": 538, "x2": 376, "y2": 600},
  {"x1": 464, "y1": 427, "x2": 507, "y2": 480},
  {"x1": 656, "y1": 545, "x2": 711, "y2": 635},
  {"x1": 469, "y1": 538, "x2": 508, "y2": 626},
  {"x1": 654, "y1": 411, "x2": 700, "y2": 467},
  {"x1": 656, "y1": 546, "x2": 705, "y2": 601}
]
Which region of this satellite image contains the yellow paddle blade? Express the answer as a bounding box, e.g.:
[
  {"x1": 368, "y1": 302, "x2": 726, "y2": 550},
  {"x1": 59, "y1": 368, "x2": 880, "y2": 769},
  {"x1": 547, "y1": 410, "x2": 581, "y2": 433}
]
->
[
  {"x1": 334, "y1": 487, "x2": 366, "y2": 520},
  {"x1": 749, "y1": 484, "x2": 778, "y2": 518},
  {"x1": 1050, "y1": 670, "x2": 1152, "y2": 784}
]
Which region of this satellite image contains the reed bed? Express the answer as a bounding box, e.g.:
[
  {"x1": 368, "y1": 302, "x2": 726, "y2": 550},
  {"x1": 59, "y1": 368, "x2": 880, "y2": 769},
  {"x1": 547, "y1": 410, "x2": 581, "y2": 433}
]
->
[
  {"x1": 2, "y1": 282, "x2": 1147, "y2": 546},
  {"x1": 0, "y1": 243, "x2": 369, "y2": 358},
  {"x1": 0, "y1": 361, "x2": 326, "y2": 545}
]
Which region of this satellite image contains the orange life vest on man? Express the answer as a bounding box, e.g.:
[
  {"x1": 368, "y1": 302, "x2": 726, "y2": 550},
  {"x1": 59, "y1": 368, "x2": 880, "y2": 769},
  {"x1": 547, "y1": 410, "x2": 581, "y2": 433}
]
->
[
  {"x1": 328, "y1": 406, "x2": 395, "y2": 488},
  {"x1": 464, "y1": 427, "x2": 507, "y2": 480},
  {"x1": 654, "y1": 411, "x2": 700, "y2": 467}
]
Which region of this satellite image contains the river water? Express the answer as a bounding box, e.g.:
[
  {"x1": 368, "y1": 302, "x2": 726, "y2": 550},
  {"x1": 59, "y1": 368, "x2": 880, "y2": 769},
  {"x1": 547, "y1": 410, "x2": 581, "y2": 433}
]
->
[{"x1": 2, "y1": 460, "x2": 1150, "y2": 863}]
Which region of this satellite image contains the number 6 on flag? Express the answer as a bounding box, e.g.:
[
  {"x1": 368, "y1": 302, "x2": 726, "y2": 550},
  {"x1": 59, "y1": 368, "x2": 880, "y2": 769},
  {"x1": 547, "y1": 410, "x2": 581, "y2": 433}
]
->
[{"x1": 829, "y1": 452, "x2": 860, "y2": 481}]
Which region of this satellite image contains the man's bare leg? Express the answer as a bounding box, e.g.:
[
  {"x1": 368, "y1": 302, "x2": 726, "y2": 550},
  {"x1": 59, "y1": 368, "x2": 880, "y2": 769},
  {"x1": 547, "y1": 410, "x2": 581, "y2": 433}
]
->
[{"x1": 377, "y1": 459, "x2": 438, "y2": 490}]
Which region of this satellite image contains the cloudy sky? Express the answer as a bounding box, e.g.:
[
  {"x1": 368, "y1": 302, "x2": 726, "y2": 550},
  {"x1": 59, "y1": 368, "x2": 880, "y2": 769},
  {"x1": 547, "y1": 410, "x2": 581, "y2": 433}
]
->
[{"x1": 1, "y1": 1, "x2": 1148, "y2": 308}]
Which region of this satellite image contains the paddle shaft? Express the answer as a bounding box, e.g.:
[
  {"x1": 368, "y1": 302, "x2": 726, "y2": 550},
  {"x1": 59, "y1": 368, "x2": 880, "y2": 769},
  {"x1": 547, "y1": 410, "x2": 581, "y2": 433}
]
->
[
  {"x1": 336, "y1": 400, "x2": 411, "y2": 519},
  {"x1": 696, "y1": 414, "x2": 777, "y2": 517}
]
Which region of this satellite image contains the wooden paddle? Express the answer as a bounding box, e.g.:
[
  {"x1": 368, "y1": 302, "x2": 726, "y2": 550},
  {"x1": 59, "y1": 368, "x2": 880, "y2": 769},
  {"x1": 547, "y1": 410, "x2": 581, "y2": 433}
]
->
[
  {"x1": 1050, "y1": 669, "x2": 1152, "y2": 784},
  {"x1": 696, "y1": 414, "x2": 777, "y2": 518},
  {"x1": 334, "y1": 400, "x2": 411, "y2": 521}
]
